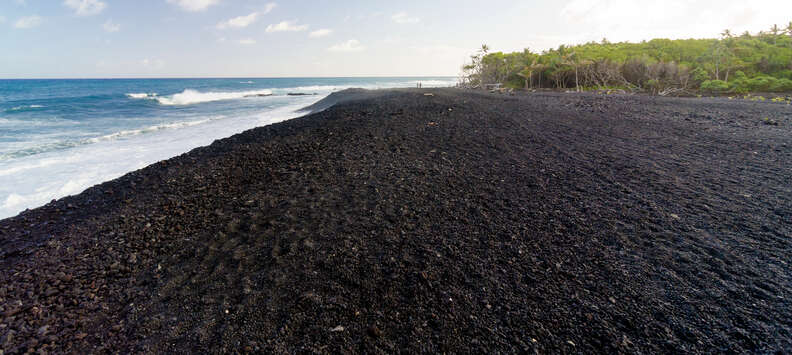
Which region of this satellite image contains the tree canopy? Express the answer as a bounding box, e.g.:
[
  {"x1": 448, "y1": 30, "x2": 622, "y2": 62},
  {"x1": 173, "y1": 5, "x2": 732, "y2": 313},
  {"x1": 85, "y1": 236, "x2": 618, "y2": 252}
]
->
[{"x1": 461, "y1": 23, "x2": 792, "y2": 95}]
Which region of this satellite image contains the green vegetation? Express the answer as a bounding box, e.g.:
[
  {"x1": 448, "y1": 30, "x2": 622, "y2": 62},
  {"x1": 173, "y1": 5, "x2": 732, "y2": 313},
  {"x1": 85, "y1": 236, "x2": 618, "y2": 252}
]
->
[{"x1": 461, "y1": 22, "x2": 792, "y2": 95}]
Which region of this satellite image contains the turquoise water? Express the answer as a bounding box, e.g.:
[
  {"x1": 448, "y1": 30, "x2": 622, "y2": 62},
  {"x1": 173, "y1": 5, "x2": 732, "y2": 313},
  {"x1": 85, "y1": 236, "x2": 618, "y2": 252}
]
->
[{"x1": 0, "y1": 77, "x2": 456, "y2": 218}]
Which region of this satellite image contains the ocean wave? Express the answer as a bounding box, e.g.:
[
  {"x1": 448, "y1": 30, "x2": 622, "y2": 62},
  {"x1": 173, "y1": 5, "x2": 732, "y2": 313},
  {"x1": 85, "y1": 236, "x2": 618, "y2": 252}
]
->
[
  {"x1": 240, "y1": 81, "x2": 254, "y2": 84},
  {"x1": 6, "y1": 105, "x2": 45, "y2": 112},
  {"x1": 0, "y1": 116, "x2": 226, "y2": 162},
  {"x1": 284, "y1": 85, "x2": 340, "y2": 92},
  {"x1": 0, "y1": 141, "x2": 84, "y2": 163},
  {"x1": 152, "y1": 89, "x2": 273, "y2": 106},
  {"x1": 126, "y1": 93, "x2": 159, "y2": 99},
  {"x1": 86, "y1": 117, "x2": 225, "y2": 143},
  {"x1": 0, "y1": 116, "x2": 79, "y2": 128}
]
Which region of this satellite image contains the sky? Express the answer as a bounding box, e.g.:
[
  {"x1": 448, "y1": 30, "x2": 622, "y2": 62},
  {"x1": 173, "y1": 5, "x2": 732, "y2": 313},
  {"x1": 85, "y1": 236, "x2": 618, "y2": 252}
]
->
[{"x1": 1, "y1": 0, "x2": 791, "y2": 78}]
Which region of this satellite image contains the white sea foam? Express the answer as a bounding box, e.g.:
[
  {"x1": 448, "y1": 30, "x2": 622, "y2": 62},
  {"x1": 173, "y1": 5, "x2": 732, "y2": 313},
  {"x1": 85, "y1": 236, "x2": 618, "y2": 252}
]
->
[
  {"x1": 0, "y1": 156, "x2": 65, "y2": 177},
  {"x1": 126, "y1": 93, "x2": 158, "y2": 99},
  {"x1": 284, "y1": 85, "x2": 341, "y2": 92},
  {"x1": 240, "y1": 81, "x2": 254, "y2": 84},
  {"x1": 86, "y1": 116, "x2": 225, "y2": 143},
  {"x1": 7, "y1": 105, "x2": 45, "y2": 111},
  {"x1": 154, "y1": 89, "x2": 273, "y2": 106},
  {"x1": 0, "y1": 117, "x2": 79, "y2": 129},
  {"x1": 0, "y1": 116, "x2": 227, "y2": 161}
]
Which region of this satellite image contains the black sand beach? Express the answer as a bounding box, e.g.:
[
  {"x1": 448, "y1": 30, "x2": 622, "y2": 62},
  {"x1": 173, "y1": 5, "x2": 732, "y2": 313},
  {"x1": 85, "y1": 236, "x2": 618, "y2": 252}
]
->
[{"x1": 1, "y1": 89, "x2": 791, "y2": 353}]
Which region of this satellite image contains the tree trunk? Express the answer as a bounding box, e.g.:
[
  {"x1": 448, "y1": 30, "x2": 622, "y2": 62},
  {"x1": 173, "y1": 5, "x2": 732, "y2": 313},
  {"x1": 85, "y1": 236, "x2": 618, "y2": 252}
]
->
[{"x1": 575, "y1": 66, "x2": 580, "y2": 92}]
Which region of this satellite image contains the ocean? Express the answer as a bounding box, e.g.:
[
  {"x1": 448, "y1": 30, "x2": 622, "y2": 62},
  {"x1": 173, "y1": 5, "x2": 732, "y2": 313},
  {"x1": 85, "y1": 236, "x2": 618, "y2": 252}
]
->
[{"x1": 0, "y1": 77, "x2": 457, "y2": 219}]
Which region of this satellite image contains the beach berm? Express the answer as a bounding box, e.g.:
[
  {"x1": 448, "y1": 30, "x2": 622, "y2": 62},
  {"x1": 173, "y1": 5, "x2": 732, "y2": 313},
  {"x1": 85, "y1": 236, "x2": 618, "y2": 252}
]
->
[{"x1": 1, "y1": 89, "x2": 790, "y2": 353}]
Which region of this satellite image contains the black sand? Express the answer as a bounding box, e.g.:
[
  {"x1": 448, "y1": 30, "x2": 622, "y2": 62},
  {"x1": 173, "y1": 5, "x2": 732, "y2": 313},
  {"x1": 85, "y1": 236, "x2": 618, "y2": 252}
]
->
[{"x1": 1, "y1": 89, "x2": 791, "y2": 353}]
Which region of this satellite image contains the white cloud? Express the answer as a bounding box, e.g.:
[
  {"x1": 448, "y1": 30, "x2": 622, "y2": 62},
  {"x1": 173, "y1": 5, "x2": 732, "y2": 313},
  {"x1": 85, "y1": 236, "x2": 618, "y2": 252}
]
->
[
  {"x1": 166, "y1": 0, "x2": 219, "y2": 12},
  {"x1": 265, "y1": 20, "x2": 308, "y2": 33},
  {"x1": 14, "y1": 15, "x2": 42, "y2": 29},
  {"x1": 556, "y1": 0, "x2": 792, "y2": 44},
  {"x1": 392, "y1": 12, "x2": 419, "y2": 24},
  {"x1": 141, "y1": 58, "x2": 165, "y2": 69},
  {"x1": 328, "y1": 39, "x2": 365, "y2": 52},
  {"x1": 216, "y1": 12, "x2": 258, "y2": 29},
  {"x1": 410, "y1": 44, "x2": 467, "y2": 55},
  {"x1": 262, "y1": 2, "x2": 277, "y2": 14},
  {"x1": 309, "y1": 28, "x2": 333, "y2": 38},
  {"x1": 63, "y1": 0, "x2": 106, "y2": 16},
  {"x1": 237, "y1": 38, "x2": 256, "y2": 45},
  {"x1": 103, "y1": 19, "x2": 120, "y2": 32}
]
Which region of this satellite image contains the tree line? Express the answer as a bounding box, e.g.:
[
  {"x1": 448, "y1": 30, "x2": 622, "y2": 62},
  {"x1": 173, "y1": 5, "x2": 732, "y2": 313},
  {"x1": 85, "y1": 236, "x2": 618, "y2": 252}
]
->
[{"x1": 461, "y1": 23, "x2": 792, "y2": 95}]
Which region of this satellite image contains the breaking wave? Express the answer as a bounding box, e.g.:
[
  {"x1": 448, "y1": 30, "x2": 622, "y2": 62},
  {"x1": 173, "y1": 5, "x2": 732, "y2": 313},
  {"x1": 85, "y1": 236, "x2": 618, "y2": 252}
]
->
[
  {"x1": 0, "y1": 116, "x2": 226, "y2": 161},
  {"x1": 5, "y1": 105, "x2": 45, "y2": 113},
  {"x1": 126, "y1": 93, "x2": 158, "y2": 99},
  {"x1": 128, "y1": 89, "x2": 274, "y2": 106},
  {"x1": 86, "y1": 117, "x2": 225, "y2": 143}
]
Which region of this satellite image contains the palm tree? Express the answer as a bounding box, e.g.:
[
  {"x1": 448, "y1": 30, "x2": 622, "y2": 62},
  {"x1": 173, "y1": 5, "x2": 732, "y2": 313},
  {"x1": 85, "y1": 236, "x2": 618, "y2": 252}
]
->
[
  {"x1": 561, "y1": 52, "x2": 590, "y2": 92},
  {"x1": 478, "y1": 44, "x2": 490, "y2": 90},
  {"x1": 786, "y1": 22, "x2": 792, "y2": 47},
  {"x1": 517, "y1": 71, "x2": 530, "y2": 89},
  {"x1": 518, "y1": 59, "x2": 546, "y2": 89},
  {"x1": 758, "y1": 30, "x2": 767, "y2": 42},
  {"x1": 721, "y1": 29, "x2": 732, "y2": 39},
  {"x1": 518, "y1": 60, "x2": 535, "y2": 89},
  {"x1": 533, "y1": 62, "x2": 546, "y2": 89},
  {"x1": 770, "y1": 24, "x2": 781, "y2": 45}
]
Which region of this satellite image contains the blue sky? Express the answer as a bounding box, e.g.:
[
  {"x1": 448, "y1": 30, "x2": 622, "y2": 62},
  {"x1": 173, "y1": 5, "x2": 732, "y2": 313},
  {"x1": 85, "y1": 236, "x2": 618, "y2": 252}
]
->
[{"x1": 2, "y1": 0, "x2": 791, "y2": 78}]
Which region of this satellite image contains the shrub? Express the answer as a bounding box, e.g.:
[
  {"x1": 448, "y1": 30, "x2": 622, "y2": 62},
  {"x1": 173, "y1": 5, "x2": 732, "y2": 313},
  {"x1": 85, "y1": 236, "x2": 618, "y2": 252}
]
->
[
  {"x1": 747, "y1": 76, "x2": 778, "y2": 91},
  {"x1": 729, "y1": 80, "x2": 750, "y2": 94},
  {"x1": 691, "y1": 67, "x2": 710, "y2": 86},
  {"x1": 701, "y1": 80, "x2": 729, "y2": 93},
  {"x1": 777, "y1": 70, "x2": 792, "y2": 80},
  {"x1": 774, "y1": 78, "x2": 792, "y2": 92}
]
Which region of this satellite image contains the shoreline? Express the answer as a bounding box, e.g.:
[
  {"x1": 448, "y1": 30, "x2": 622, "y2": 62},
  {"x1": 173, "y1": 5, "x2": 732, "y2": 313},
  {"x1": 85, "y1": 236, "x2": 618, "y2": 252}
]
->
[
  {"x1": 0, "y1": 78, "x2": 459, "y2": 219},
  {"x1": 1, "y1": 88, "x2": 790, "y2": 352}
]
